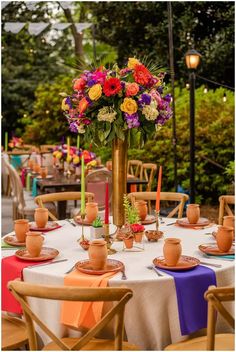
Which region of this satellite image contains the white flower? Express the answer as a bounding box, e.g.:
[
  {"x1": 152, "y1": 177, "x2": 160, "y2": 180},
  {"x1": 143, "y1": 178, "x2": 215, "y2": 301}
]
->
[
  {"x1": 78, "y1": 125, "x2": 86, "y2": 133},
  {"x1": 142, "y1": 104, "x2": 159, "y2": 121},
  {"x1": 97, "y1": 106, "x2": 117, "y2": 123}
]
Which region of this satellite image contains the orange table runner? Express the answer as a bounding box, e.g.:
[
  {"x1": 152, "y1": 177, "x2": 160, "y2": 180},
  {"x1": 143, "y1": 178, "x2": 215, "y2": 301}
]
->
[{"x1": 61, "y1": 270, "x2": 116, "y2": 330}]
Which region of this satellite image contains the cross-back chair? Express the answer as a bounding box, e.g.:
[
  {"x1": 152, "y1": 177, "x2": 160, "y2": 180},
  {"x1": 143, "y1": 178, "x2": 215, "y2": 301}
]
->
[
  {"x1": 139, "y1": 163, "x2": 157, "y2": 191},
  {"x1": 128, "y1": 160, "x2": 142, "y2": 178},
  {"x1": 128, "y1": 191, "x2": 189, "y2": 218},
  {"x1": 85, "y1": 170, "x2": 112, "y2": 210},
  {"x1": 8, "y1": 281, "x2": 139, "y2": 351},
  {"x1": 35, "y1": 192, "x2": 95, "y2": 221},
  {"x1": 2, "y1": 314, "x2": 28, "y2": 350},
  {"x1": 165, "y1": 285, "x2": 235, "y2": 351},
  {"x1": 218, "y1": 195, "x2": 235, "y2": 225}
]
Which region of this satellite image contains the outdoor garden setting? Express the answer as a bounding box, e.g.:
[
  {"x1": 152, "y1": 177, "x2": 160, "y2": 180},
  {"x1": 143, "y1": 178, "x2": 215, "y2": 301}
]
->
[{"x1": 1, "y1": 1, "x2": 235, "y2": 351}]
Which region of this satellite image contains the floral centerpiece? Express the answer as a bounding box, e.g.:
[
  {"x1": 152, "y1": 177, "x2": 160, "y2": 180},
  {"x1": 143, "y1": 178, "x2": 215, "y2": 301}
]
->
[
  {"x1": 52, "y1": 144, "x2": 96, "y2": 167},
  {"x1": 8, "y1": 137, "x2": 24, "y2": 149}
]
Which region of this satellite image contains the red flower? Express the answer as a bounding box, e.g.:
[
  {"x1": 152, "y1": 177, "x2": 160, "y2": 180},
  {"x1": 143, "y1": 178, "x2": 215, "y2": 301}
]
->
[
  {"x1": 73, "y1": 78, "x2": 86, "y2": 91},
  {"x1": 103, "y1": 77, "x2": 122, "y2": 96},
  {"x1": 130, "y1": 223, "x2": 145, "y2": 233},
  {"x1": 133, "y1": 64, "x2": 151, "y2": 86}
]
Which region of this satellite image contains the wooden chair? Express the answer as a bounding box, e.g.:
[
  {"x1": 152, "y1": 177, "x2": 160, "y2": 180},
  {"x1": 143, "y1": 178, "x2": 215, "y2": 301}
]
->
[
  {"x1": 40, "y1": 145, "x2": 56, "y2": 153},
  {"x1": 128, "y1": 160, "x2": 142, "y2": 178},
  {"x1": 128, "y1": 192, "x2": 189, "y2": 218},
  {"x1": 8, "y1": 281, "x2": 139, "y2": 351},
  {"x1": 2, "y1": 314, "x2": 28, "y2": 350},
  {"x1": 35, "y1": 192, "x2": 95, "y2": 220},
  {"x1": 218, "y1": 195, "x2": 235, "y2": 225},
  {"x1": 164, "y1": 285, "x2": 235, "y2": 351},
  {"x1": 85, "y1": 170, "x2": 112, "y2": 211},
  {"x1": 139, "y1": 163, "x2": 157, "y2": 192}
]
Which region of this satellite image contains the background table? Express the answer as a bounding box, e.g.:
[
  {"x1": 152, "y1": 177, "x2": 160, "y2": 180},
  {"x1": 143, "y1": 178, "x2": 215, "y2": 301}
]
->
[{"x1": 2, "y1": 218, "x2": 234, "y2": 350}]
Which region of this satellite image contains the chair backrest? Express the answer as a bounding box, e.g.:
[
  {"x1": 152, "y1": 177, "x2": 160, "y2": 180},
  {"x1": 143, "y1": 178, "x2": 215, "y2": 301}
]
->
[
  {"x1": 139, "y1": 163, "x2": 157, "y2": 191},
  {"x1": 35, "y1": 192, "x2": 95, "y2": 220},
  {"x1": 128, "y1": 160, "x2": 142, "y2": 178},
  {"x1": 40, "y1": 145, "x2": 56, "y2": 153},
  {"x1": 218, "y1": 195, "x2": 235, "y2": 225},
  {"x1": 128, "y1": 191, "x2": 189, "y2": 218},
  {"x1": 85, "y1": 170, "x2": 112, "y2": 210},
  {"x1": 204, "y1": 285, "x2": 234, "y2": 350},
  {"x1": 8, "y1": 280, "x2": 133, "y2": 351},
  {"x1": 4, "y1": 158, "x2": 26, "y2": 208},
  {"x1": 41, "y1": 153, "x2": 53, "y2": 167}
]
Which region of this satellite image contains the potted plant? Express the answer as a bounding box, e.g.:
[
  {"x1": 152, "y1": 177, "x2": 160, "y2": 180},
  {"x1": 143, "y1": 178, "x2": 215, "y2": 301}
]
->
[
  {"x1": 123, "y1": 195, "x2": 142, "y2": 248},
  {"x1": 130, "y1": 223, "x2": 145, "y2": 243},
  {"x1": 90, "y1": 217, "x2": 104, "y2": 240},
  {"x1": 123, "y1": 233, "x2": 134, "y2": 249}
]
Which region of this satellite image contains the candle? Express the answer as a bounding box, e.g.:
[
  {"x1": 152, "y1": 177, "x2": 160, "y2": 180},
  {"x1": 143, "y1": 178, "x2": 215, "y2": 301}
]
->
[
  {"x1": 80, "y1": 155, "x2": 85, "y2": 214},
  {"x1": 67, "y1": 137, "x2": 70, "y2": 158},
  {"x1": 104, "y1": 181, "x2": 109, "y2": 224},
  {"x1": 4, "y1": 132, "x2": 8, "y2": 152},
  {"x1": 77, "y1": 135, "x2": 80, "y2": 149},
  {"x1": 156, "y1": 165, "x2": 162, "y2": 212}
]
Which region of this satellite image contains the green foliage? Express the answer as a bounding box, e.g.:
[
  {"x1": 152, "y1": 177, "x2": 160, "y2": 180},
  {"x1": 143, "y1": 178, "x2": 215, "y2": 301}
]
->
[
  {"x1": 225, "y1": 161, "x2": 235, "y2": 182},
  {"x1": 92, "y1": 217, "x2": 103, "y2": 228},
  {"x1": 123, "y1": 195, "x2": 140, "y2": 224}
]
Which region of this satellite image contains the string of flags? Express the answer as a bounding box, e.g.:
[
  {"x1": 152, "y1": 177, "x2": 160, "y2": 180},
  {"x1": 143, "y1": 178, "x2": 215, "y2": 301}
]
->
[{"x1": 2, "y1": 1, "x2": 74, "y2": 11}]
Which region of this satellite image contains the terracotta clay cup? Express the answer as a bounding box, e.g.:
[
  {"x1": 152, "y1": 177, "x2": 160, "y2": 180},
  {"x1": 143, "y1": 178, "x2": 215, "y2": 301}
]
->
[
  {"x1": 14, "y1": 219, "x2": 30, "y2": 242},
  {"x1": 123, "y1": 235, "x2": 134, "y2": 249},
  {"x1": 86, "y1": 202, "x2": 98, "y2": 223},
  {"x1": 26, "y1": 231, "x2": 43, "y2": 257},
  {"x1": 33, "y1": 163, "x2": 41, "y2": 173},
  {"x1": 34, "y1": 208, "x2": 48, "y2": 228},
  {"x1": 40, "y1": 167, "x2": 48, "y2": 179},
  {"x1": 28, "y1": 159, "x2": 35, "y2": 169},
  {"x1": 134, "y1": 201, "x2": 148, "y2": 221},
  {"x1": 216, "y1": 226, "x2": 233, "y2": 252},
  {"x1": 163, "y1": 238, "x2": 182, "y2": 266},
  {"x1": 88, "y1": 240, "x2": 108, "y2": 270},
  {"x1": 186, "y1": 204, "x2": 200, "y2": 224},
  {"x1": 223, "y1": 216, "x2": 235, "y2": 239},
  {"x1": 134, "y1": 231, "x2": 144, "y2": 243}
]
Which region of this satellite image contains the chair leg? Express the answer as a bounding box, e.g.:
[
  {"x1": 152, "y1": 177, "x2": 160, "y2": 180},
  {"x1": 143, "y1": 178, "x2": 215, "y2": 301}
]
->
[{"x1": 206, "y1": 300, "x2": 216, "y2": 350}]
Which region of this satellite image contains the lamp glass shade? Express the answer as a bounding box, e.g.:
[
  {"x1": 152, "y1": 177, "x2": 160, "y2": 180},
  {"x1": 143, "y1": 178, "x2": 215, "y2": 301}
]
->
[{"x1": 185, "y1": 51, "x2": 201, "y2": 70}]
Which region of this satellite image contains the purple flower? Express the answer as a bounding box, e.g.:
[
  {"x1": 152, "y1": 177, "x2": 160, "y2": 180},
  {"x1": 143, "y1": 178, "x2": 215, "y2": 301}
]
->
[
  {"x1": 65, "y1": 97, "x2": 72, "y2": 108},
  {"x1": 157, "y1": 86, "x2": 163, "y2": 94},
  {"x1": 125, "y1": 113, "x2": 140, "y2": 129},
  {"x1": 87, "y1": 79, "x2": 97, "y2": 87},
  {"x1": 163, "y1": 94, "x2": 172, "y2": 103},
  {"x1": 69, "y1": 122, "x2": 78, "y2": 133},
  {"x1": 138, "y1": 93, "x2": 151, "y2": 107},
  {"x1": 121, "y1": 81, "x2": 126, "y2": 89}
]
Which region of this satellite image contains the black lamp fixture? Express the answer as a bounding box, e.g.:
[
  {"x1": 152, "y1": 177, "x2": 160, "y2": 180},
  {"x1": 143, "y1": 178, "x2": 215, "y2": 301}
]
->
[{"x1": 185, "y1": 48, "x2": 201, "y2": 203}]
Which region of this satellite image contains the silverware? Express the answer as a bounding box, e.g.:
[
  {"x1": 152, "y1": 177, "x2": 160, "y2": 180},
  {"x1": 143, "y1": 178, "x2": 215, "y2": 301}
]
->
[
  {"x1": 27, "y1": 259, "x2": 68, "y2": 269},
  {"x1": 159, "y1": 216, "x2": 165, "y2": 224},
  {"x1": 147, "y1": 265, "x2": 164, "y2": 277},
  {"x1": 64, "y1": 264, "x2": 76, "y2": 274},
  {"x1": 166, "y1": 222, "x2": 176, "y2": 226},
  {"x1": 121, "y1": 268, "x2": 127, "y2": 280},
  {"x1": 65, "y1": 219, "x2": 76, "y2": 227},
  {"x1": 199, "y1": 261, "x2": 222, "y2": 268}
]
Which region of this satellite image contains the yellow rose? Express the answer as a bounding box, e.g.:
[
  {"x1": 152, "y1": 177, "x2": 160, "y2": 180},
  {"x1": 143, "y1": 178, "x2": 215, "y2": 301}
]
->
[
  {"x1": 73, "y1": 156, "x2": 80, "y2": 164},
  {"x1": 61, "y1": 98, "x2": 70, "y2": 111},
  {"x1": 88, "y1": 84, "x2": 102, "y2": 101},
  {"x1": 127, "y1": 58, "x2": 140, "y2": 69},
  {"x1": 120, "y1": 98, "x2": 138, "y2": 115},
  {"x1": 66, "y1": 155, "x2": 72, "y2": 163},
  {"x1": 56, "y1": 151, "x2": 62, "y2": 159}
]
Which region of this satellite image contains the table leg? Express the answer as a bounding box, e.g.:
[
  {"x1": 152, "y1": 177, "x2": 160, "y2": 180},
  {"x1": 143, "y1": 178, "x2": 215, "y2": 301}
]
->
[{"x1": 57, "y1": 201, "x2": 67, "y2": 220}]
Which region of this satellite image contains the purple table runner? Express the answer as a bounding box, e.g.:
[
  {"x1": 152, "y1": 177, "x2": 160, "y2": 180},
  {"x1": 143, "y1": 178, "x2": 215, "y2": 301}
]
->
[{"x1": 158, "y1": 265, "x2": 216, "y2": 335}]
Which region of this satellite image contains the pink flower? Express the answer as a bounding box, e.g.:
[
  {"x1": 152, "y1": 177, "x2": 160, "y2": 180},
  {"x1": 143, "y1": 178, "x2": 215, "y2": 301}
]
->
[
  {"x1": 73, "y1": 78, "x2": 86, "y2": 91},
  {"x1": 150, "y1": 89, "x2": 162, "y2": 105}
]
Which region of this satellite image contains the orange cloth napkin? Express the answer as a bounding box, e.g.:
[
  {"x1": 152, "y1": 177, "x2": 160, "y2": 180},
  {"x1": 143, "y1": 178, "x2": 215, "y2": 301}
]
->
[{"x1": 61, "y1": 270, "x2": 115, "y2": 329}]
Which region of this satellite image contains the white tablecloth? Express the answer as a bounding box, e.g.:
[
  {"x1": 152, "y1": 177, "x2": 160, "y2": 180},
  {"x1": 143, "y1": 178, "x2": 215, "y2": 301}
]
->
[{"x1": 3, "y1": 218, "x2": 234, "y2": 350}]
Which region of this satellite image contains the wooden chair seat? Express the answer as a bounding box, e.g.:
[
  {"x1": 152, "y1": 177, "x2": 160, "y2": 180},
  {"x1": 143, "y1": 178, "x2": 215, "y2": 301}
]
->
[
  {"x1": 43, "y1": 337, "x2": 139, "y2": 351},
  {"x1": 2, "y1": 315, "x2": 28, "y2": 350},
  {"x1": 165, "y1": 333, "x2": 235, "y2": 351}
]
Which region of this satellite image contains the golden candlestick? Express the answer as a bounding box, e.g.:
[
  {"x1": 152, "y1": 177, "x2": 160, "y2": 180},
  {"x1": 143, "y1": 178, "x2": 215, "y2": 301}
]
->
[
  {"x1": 80, "y1": 212, "x2": 86, "y2": 241},
  {"x1": 103, "y1": 223, "x2": 116, "y2": 255},
  {"x1": 155, "y1": 210, "x2": 160, "y2": 232}
]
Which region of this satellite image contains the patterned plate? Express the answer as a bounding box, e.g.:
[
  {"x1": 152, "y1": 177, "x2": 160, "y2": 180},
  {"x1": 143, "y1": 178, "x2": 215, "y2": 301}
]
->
[
  {"x1": 199, "y1": 243, "x2": 235, "y2": 256},
  {"x1": 142, "y1": 215, "x2": 156, "y2": 225},
  {"x1": 75, "y1": 259, "x2": 124, "y2": 275},
  {"x1": 3, "y1": 234, "x2": 26, "y2": 247},
  {"x1": 153, "y1": 255, "x2": 200, "y2": 271},
  {"x1": 15, "y1": 247, "x2": 59, "y2": 261},
  {"x1": 30, "y1": 221, "x2": 61, "y2": 232},
  {"x1": 74, "y1": 216, "x2": 93, "y2": 226},
  {"x1": 176, "y1": 217, "x2": 210, "y2": 228}
]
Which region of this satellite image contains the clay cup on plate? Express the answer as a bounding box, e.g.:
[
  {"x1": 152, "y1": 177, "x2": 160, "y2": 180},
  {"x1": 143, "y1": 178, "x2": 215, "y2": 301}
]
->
[
  {"x1": 26, "y1": 231, "x2": 44, "y2": 257},
  {"x1": 186, "y1": 204, "x2": 200, "y2": 224},
  {"x1": 14, "y1": 219, "x2": 30, "y2": 242},
  {"x1": 163, "y1": 238, "x2": 182, "y2": 266},
  {"x1": 34, "y1": 208, "x2": 48, "y2": 228},
  {"x1": 216, "y1": 226, "x2": 233, "y2": 252},
  {"x1": 134, "y1": 200, "x2": 148, "y2": 221},
  {"x1": 40, "y1": 167, "x2": 48, "y2": 179},
  {"x1": 85, "y1": 202, "x2": 98, "y2": 223},
  {"x1": 88, "y1": 240, "x2": 108, "y2": 270},
  {"x1": 223, "y1": 216, "x2": 235, "y2": 239}
]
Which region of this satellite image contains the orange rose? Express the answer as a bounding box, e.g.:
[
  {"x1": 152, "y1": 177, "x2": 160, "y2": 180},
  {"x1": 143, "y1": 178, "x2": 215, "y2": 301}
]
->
[
  {"x1": 73, "y1": 78, "x2": 86, "y2": 91},
  {"x1": 126, "y1": 83, "x2": 139, "y2": 97},
  {"x1": 78, "y1": 97, "x2": 89, "y2": 114}
]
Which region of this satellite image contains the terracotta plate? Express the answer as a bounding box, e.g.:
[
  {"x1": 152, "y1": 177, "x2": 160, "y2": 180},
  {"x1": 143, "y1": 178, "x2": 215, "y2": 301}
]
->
[
  {"x1": 75, "y1": 259, "x2": 124, "y2": 275},
  {"x1": 29, "y1": 221, "x2": 61, "y2": 232},
  {"x1": 3, "y1": 234, "x2": 26, "y2": 247},
  {"x1": 15, "y1": 247, "x2": 59, "y2": 261},
  {"x1": 142, "y1": 215, "x2": 156, "y2": 225},
  {"x1": 176, "y1": 217, "x2": 210, "y2": 228},
  {"x1": 198, "y1": 243, "x2": 235, "y2": 256},
  {"x1": 153, "y1": 255, "x2": 200, "y2": 271},
  {"x1": 74, "y1": 216, "x2": 93, "y2": 226}
]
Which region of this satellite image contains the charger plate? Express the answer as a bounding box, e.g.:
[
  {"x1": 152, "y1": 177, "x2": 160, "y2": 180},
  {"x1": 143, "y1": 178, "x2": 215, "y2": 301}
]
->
[
  {"x1": 142, "y1": 215, "x2": 156, "y2": 225},
  {"x1": 199, "y1": 243, "x2": 235, "y2": 256},
  {"x1": 74, "y1": 216, "x2": 93, "y2": 226},
  {"x1": 15, "y1": 247, "x2": 59, "y2": 261},
  {"x1": 176, "y1": 217, "x2": 210, "y2": 228},
  {"x1": 30, "y1": 221, "x2": 61, "y2": 232},
  {"x1": 4, "y1": 234, "x2": 26, "y2": 247},
  {"x1": 153, "y1": 255, "x2": 200, "y2": 271},
  {"x1": 75, "y1": 259, "x2": 124, "y2": 275},
  {"x1": 36, "y1": 175, "x2": 53, "y2": 179}
]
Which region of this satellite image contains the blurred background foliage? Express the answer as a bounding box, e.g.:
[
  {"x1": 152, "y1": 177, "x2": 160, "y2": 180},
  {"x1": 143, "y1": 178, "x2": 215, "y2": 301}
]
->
[{"x1": 1, "y1": 1, "x2": 234, "y2": 203}]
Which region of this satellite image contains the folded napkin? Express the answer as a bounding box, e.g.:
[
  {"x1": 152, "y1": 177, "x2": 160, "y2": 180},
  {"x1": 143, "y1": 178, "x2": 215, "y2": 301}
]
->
[
  {"x1": 158, "y1": 265, "x2": 216, "y2": 335},
  {"x1": 26, "y1": 172, "x2": 31, "y2": 191},
  {"x1": 61, "y1": 270, "x2": 115, "y2": 330},
  {"x1": 21, "y1": 168, "x2": 27, "y2": 187},
  {"x1": 1, "y1": 240, "x2": 24, "y2": 250},
  {"x1": 2, "y1": 255, "x2": 51, "y2": 314},
  {"x1": 32, "y1": 177, "x2": 38, "y2": 197}
]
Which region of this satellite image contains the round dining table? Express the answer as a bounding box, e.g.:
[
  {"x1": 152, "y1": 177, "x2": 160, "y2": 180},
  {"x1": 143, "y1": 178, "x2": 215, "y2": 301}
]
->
[{"x1": 2, "y1": 218, "x2": 234, "y2": 350}]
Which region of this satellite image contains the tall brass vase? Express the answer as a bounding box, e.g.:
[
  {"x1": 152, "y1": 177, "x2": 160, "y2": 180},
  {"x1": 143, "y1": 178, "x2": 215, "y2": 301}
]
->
[{"x1": 112, "y1": 136, "x2": 128, "y2": 227}]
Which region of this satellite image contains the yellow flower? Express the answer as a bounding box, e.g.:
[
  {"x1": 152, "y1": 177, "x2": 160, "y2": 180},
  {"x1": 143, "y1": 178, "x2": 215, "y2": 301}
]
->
[
  {"x1": 120, "y1": 98, "x2": 138, "y2": 115},
  {"x1": 55, "y1": 151, "x2": 62, "y2": 159},
  {"x1": 73, "y1": 156, "x2": 80, "y2": 164},
  {"x1": 66, "y1": 155, "x2": 72, "y2": 163},
  {"x1": 127, "y1": 58, "x2": 140, "y2": 69},
  {"x1": 61, "y1": 98, "x2": 70, "y2": 111},
  {"x1": 88, "y1": 84, "x2": 102, "y2": 101}
]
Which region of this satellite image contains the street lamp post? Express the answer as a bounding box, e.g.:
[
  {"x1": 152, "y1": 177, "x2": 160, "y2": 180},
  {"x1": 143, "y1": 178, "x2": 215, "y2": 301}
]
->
[{"x1": 185, "y1": 49, "x2": 201, "y2": 203}]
